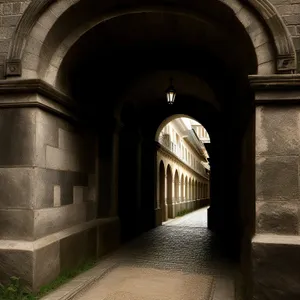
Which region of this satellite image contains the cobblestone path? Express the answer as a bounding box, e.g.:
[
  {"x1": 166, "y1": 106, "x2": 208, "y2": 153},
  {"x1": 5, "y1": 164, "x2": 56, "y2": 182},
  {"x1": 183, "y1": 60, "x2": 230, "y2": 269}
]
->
[{"x1": 74, "y1": 207, "x2": 240, "y2": 300}]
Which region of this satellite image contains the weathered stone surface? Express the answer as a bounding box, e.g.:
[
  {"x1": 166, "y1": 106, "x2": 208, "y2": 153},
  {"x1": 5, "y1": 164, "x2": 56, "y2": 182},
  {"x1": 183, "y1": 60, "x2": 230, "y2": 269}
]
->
[
  {"x1": 53, "y1": 185, "x2": 61, "y2": 207},
  {"x1": 86, "y1": 201, "x2": 97, "y2": 221},
  {"x1": 0, "y1": 108, "x2": 36, "y2": 165},
  {"x1": 256, "y1": 106, "x2": 300, "y2": 156},
  {"x1": 0, "y1": 249, "x2": 33, "y2": 289},
  {"x1": 35, "y1": 112, "x2": 59, "y2": 167},
  {"x1": 34, "y1": 203, "x2": 87, "y2": 239},
  {"x1": 60, "y1": 231, "x2": 87, "y2": 273},
  {"x1": 33, "y1": 167, "x2": 88, "y2": 208},
  {"x1": 33, "y1": 242, "x2": 60, "y2": 291},
  {"x1": 252, "y1": 235, "x2": 300, "y2": 300},
  {"x1": 0, "y1": 209, "x2": 34, "y2": 240},
  {"x1": 0, "y1": 168, "x2": 35, "y2": 209},
  {"x1": 256, "y1": 156, "x2": 299, "y2": 201},
  {"x1": 256, "y1": 201, "x2": 299, "y2": 235}
]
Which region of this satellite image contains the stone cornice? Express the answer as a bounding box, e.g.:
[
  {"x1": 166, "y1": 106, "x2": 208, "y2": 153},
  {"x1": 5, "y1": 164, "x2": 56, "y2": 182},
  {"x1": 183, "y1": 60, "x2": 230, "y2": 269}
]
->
[
  {"x1": 249, "y1": 74, "x2": 300, "y2": 90},
  {"x1": 156, "y1": 142, "x2": 208, "y2": 181},
  {"x1": 249, "y1": 75, "x2": 300, "y2": 104},
  {"x1": 0, "y1": 79, "x2": 73, "y2": 105},
  {"x1": 0, "y1": 79, "x2": 77, "y2": 120}
]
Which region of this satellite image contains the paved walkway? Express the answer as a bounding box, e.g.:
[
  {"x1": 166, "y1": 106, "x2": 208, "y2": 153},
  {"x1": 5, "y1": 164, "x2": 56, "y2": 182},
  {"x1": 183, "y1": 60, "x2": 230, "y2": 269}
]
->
[{"x1": 42, "y1": 207, "x2": 242, "y2": 300}]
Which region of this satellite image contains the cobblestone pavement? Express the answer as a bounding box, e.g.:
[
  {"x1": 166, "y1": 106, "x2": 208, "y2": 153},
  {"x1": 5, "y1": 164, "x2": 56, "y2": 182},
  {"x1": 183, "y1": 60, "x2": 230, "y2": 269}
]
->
[
  {"x1": 75, "y1": 207, "x2": 239, "y2": 300},
  {"x1": 42, "y1": 207, "x2": 241, "y2": 300},
  {"x1": 163, "y1": 206, "x2": 208, "y2": 227}
]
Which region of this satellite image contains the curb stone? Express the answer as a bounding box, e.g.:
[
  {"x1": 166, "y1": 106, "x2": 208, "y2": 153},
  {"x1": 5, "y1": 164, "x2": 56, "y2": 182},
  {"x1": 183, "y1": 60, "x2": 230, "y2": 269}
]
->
[{"x1": 41, "y1": 261, "x2": 119, "y2": 300}]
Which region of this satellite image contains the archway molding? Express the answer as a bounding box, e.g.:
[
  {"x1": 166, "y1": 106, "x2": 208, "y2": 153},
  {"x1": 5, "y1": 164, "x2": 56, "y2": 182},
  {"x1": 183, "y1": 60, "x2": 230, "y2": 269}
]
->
[{"x1": 4, "y1": 0, "x2": 296, "y2": 80}]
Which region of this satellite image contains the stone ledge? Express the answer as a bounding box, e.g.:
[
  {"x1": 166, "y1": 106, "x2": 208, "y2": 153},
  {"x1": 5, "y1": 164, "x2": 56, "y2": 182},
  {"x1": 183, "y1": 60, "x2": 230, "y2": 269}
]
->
[
  {"x1": 249, "y1": 75, "x2": 300, "y2": 103},
  {"x1": 0, "y1": 217, "x2": 119, "y2": 251},
  {"x1": 252, "y1": 233, "x2": 300, "y2": 245},
  {"x1": 249, "y1": 74, "x2": 300, "y2": 89},
  {"x1": 0, "y1": 217, "x2": 120, "y2": 291},
  {"x1": 0, "y1": 79, "x2": 77, "y2": 121}
]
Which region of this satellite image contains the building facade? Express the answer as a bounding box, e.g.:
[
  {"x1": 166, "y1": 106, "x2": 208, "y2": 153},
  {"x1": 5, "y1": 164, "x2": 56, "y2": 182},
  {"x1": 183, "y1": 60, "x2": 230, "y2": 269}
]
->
[
  {"x1": 157, "y1": 118, "x2": 210, "y2": 221},
  {"x1": 0, "y1": 1, "x2": 299, "y2": 299}
]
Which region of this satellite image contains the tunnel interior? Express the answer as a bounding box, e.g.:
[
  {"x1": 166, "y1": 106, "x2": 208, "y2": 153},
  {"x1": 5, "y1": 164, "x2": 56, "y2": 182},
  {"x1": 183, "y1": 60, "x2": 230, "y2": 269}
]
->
[{"x1": 54, "y1": 4, "x2": 257, "y2": 267}]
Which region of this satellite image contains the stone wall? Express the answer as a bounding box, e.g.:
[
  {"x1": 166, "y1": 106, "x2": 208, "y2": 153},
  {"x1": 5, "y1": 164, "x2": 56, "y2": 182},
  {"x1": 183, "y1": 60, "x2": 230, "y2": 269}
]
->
[
  {"x1": 253, "y1": 104, "x2": 300, "y2": 299},
  {"x1": 157, "y1": 148, "x2": 210, "y2": 221},
  {"x1": 0, "y1": 94, "x2": 120, "y2": 291},
  {"x1": 0, "y1": 0, "x2": 298, "y2": 77},
  {"x1": 0, "y1": 99, "x2": 97, "y2": 241},
  {"x1": 0, "y1": 1, "x2": 30, "y2": 73},
  {"x1": 271, "y1": 0, "x2": 300, "y2": 71}
]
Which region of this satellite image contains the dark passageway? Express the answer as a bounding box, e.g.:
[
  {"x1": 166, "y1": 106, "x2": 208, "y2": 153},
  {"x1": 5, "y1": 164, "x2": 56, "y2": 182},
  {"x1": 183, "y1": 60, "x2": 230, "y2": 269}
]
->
[
  {"x1": 59, "y1": 3, "x2": 257, "y2": 297},
  {"x1": 0, "y1": 0, "x2": 298, "y2": 299}
]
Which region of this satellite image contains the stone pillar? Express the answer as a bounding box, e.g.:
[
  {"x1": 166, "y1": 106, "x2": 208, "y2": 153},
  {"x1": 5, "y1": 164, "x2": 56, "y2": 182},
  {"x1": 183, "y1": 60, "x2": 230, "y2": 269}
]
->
[
  {"x1": 171, "y1": 179, "x2": 176, "y2": 218},
  {"x1": 165, "y1": 174, "x2": 168, "y2": 220},
  {"x1": 97, "y1": 118, "x2": 122, "y2": 218},
  {"x1": 0, "y1": 88, "x2": 120, "y2": 291},
  {"x1": 250, "y1": 75, "x2": 300, "y2": 300}
]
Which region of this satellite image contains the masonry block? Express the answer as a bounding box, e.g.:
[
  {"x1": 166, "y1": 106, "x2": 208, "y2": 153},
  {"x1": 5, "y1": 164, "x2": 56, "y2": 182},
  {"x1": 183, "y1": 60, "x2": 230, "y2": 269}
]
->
[{"x1": 252, "y1": 235, "x2": 300, "y2": 300}]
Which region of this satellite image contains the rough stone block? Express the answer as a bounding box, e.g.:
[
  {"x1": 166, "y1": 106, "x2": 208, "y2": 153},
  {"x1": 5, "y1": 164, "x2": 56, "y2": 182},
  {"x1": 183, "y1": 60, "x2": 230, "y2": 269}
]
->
[
  {"x1": 33, "y1": 167, "x2": 88, "y2": 208},
  {"x1": 256, "y1": 156, "x2": 298, "y2": 201},
  {"x1": 60, "y1": 231, "x2": 86, "y2": 273},
  {"x1": 86, "y1": 201, "x2": 97, "y2": 221},
  {"x1": 25, "y1": 36, "x2": 43, "y2": 57},
  {"x1": 22, "y1": 52, "x2": 40, "y2": 71},
  {"x1": 0, "y1": 249, "x2": 33, "y2": 289},
  {"x1": 252, "y1": 235, "x2": 300, "y2": 300},
  {"x1": 257, "y1": 61, "x2": 276, "y2": 74},
  {"x1": 252, "y1": 33, "x2": 269, "y2": 48},
  {"x1": 0, "y1": 108, "x2": 36, "y2": 166},
  {"x1": 33, "y1": 203, "x2": 87, "y2": 239},
  {"x1": 29, "y1": 22, "x2": 48, "y2": 49},
  {"x1": 46, "y1": 146, "x2": 73, "y2": 171},
  {"x1": 256, "y1": 42, "x2": 274, "y2": 65},
  {"x1": 37, "y1": 9, "x2": 57, "y2": 30},
  {"x1": 256, "y1": 201, "x2": 299, "y2": 235},
  {"x1": 1, "y1": 15, "x2": 20, "y2": 27},
  {"x1": 33, "y1": 242, "x2": 60, "y2": 291},
  {"x1": 53, "y1": 185, "x2": 61, "y2": 207},
  {"x1": 58, "y1": 128, "x2": 81, "y2": 151},
  {"x1": 73, "y1": 186, "x2": 84, "y2": 204},
  {"x1": 35, "y1": 112, "x2": 59, "y2": 167},
  {"x1": 0, "y1": 168, "x2": 35, "y2": 209},
  {"x1": 236, "y1": 7, "x2": 253, "y2": 28},
  {"x1": 0, "y1": 209, "x2": 34, "y2": 240}
]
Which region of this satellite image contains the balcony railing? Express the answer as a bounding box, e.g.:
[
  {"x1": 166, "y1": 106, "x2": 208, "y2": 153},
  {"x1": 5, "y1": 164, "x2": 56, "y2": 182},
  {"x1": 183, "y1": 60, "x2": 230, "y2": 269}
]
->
[{"x1": 158, "y1": 134, "x2": 208, "y2": 178}]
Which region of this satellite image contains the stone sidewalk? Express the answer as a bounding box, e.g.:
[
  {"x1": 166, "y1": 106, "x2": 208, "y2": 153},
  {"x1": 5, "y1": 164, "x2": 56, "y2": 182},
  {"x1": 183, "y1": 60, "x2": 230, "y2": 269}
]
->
[{"x1": 41, "y1": 207, "x2": 240, "y2": 300}]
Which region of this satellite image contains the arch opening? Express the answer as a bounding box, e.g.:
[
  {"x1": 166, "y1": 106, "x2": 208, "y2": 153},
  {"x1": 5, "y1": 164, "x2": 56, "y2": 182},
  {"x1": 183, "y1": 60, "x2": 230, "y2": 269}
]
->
[{"x1": 4, "y1": 0, "x2": 258, "y2": 295}]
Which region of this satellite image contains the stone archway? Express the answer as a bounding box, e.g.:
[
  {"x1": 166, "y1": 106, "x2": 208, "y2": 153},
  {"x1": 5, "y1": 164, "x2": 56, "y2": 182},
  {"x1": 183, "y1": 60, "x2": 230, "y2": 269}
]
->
[
  {"x1": 5, "y1": 0, "x2": 296, "y2": 81},
  {"x1": 0, "y1": 0, "x2": 299, "y2": 299}
]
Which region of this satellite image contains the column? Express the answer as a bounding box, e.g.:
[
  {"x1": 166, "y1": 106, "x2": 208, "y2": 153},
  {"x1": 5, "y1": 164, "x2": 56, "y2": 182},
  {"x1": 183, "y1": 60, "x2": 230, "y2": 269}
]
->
[
  {"x1": 165, "y1": 174, "x2": 168, "y2": 220},
  {"x1": 250, "y1": 76, "x2": 300, "y2": 300},
  {"x1": 97, "y1": 118, "x2": 122, "y2": 218}
]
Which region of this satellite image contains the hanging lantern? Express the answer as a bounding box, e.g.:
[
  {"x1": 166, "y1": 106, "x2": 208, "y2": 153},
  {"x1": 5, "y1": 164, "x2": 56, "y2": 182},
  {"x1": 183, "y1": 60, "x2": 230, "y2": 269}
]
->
[{"x1": 166, "y1": 78, "x2": 176, "y2": 105}]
